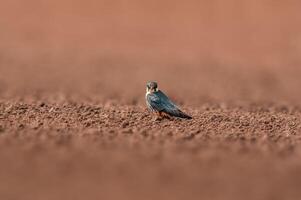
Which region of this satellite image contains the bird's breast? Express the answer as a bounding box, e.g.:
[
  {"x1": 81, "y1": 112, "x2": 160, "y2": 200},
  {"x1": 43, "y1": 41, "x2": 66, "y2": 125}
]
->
[{"x1": 145, "y1": 91, "x2": 151, "y2": 98}]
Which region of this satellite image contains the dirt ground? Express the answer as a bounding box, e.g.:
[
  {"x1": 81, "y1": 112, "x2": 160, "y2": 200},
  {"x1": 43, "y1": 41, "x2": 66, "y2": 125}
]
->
[
  {"x1": 1, "y1": 66, "x2": 301, "y2": 200},
  {"x1": 1, "y1": 1, "x2": 301, "y2": 200}
]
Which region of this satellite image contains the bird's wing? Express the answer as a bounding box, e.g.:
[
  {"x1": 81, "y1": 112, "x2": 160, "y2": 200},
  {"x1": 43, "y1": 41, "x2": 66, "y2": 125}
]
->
[
  {"x1": 147, "y1": 90, "x2": 192, "y2": 119},
  {"x1": 147, "y1": 90, "x2": 179, "y2": 114}
]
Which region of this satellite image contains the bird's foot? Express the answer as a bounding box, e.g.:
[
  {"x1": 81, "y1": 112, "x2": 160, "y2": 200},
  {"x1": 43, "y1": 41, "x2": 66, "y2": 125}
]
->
[{"x1": 154, "y1": 117, "x2": 163, "y2": 122}]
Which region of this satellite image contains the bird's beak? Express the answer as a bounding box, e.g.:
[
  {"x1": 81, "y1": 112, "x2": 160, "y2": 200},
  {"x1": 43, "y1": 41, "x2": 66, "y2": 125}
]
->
[
  {"x1": 146, "y1": 87, "x2": 157, "y2": 93},
  {"x1": 150, "y1": 87, "x2": 157, "y2": 92}
]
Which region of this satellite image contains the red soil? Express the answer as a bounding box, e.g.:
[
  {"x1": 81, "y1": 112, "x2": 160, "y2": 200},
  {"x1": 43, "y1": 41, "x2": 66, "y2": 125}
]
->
[{"x1": 1, "y1": 1, "x2": 301, "y2": 200}]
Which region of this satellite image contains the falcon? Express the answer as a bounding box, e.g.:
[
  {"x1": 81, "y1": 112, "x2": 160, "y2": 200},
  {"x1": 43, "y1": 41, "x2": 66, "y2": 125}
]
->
[{"x1": 145, "y1": 81, "x2": 192, "y2": 120}]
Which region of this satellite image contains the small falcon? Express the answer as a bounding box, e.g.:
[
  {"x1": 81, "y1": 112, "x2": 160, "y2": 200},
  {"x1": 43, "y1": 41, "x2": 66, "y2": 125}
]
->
[{"x1": 145, "y1": 81, "x2": 192, "y2": 120}]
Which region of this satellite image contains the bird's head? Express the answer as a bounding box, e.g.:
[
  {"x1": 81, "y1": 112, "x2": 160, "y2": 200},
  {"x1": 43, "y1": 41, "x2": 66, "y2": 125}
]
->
[{"x1": 146, "y1": 81, "x2": 158, "y2": 93}]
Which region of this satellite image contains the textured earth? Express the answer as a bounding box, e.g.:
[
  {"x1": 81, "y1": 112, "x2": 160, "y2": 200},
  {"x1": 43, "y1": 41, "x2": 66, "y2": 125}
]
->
[
  {"x1": 1, "y1": 80, "x2": 301, "y2": 200},
  {"x1": 2, "y1": 1, "x2": 301, "y2": 200}
]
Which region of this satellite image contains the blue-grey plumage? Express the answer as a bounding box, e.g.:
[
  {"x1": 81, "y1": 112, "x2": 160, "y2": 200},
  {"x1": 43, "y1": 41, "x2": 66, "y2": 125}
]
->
[{"x1": 145, "y1": 81, "x2": 192, "y2": 119}]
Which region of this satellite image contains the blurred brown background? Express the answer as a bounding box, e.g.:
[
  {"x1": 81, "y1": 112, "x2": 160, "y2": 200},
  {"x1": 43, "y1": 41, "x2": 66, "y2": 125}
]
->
[
  {"x1": 1, "y1": 2, "x2": 301, "y2": 200},
  {"x1": 1, "y1": 0, "x2": 301, "y2": 105}
]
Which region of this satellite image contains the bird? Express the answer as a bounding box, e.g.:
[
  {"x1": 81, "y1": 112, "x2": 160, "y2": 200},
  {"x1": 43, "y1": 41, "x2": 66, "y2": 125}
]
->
[{"x1": 145, "y1": 81, "x2": 192, "y2": 120}]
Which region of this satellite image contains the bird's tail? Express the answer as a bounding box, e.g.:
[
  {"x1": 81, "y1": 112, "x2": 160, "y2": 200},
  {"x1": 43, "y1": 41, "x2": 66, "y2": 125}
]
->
[{"x1": 176, "y1": 110, "x2": 192, "y2": 119}]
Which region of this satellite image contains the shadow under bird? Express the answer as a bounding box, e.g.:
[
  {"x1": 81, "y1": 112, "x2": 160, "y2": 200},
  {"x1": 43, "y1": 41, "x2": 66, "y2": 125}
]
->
[{"x1": 145, "y1": 81, "x2": 192, "y2": 120}]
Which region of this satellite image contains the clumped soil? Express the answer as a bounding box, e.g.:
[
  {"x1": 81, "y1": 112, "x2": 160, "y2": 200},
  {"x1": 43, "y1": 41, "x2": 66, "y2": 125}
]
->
[
  {"x1": 1, "y1": 56, "x2": 301, "y2": 200},
  {"x1": 1, "y1": 1, "x2": 301, "y2": 199},
  {"x1": 1, "y1": 100, "x2": 301, "y2": 200}
]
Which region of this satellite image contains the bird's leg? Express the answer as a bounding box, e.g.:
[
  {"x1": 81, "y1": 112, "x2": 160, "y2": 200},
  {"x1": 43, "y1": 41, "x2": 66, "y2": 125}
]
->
[
  {"x1": 160, "y1": 112, "x2": 172, "y2": 120},
  {"x1": 154, "y1": 112, "x2": 163, "y2": 121}
]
